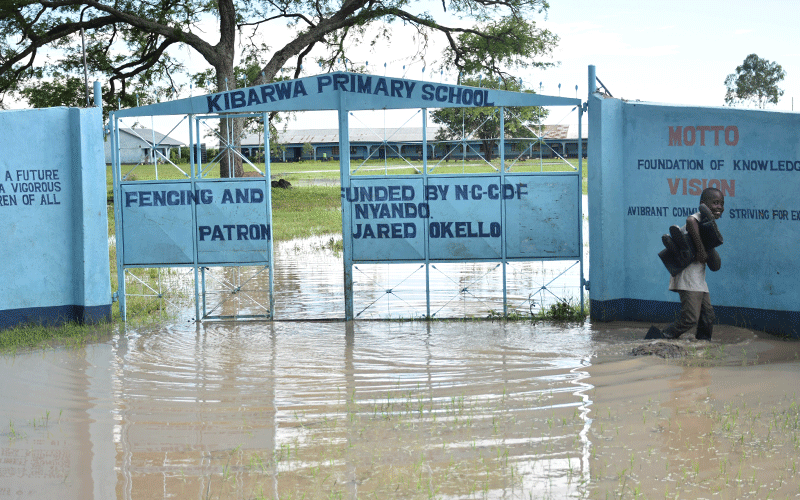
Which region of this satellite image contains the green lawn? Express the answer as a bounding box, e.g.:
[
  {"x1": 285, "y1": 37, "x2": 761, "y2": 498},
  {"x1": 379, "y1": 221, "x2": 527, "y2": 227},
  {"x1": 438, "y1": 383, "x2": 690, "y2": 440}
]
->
[{"x1": 107, "y1": 156, "x2": 589, "y2": 200}]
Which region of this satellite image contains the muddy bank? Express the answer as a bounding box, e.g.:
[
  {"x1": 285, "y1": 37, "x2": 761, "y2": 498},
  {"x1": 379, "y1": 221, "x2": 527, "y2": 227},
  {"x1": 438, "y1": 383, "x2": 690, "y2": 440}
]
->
[{"x1": 586, "y1": 322, "x2": 800, "y2": 499}]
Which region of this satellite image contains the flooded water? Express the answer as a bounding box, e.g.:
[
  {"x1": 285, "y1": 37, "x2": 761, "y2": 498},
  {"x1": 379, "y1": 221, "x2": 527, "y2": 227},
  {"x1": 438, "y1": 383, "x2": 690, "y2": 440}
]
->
[
  {"x1": 195, "y1": 197, "x2": 590, "y2": 322},
  {"x1": 0, "y1": 321, "x2": 595, "y2": 499},
  {"x1": 2, "y1": 319, "x2": 799, "y2": 499},
  {"x1": 7, "y1": 195, "x2": 800, "y2": 499}
]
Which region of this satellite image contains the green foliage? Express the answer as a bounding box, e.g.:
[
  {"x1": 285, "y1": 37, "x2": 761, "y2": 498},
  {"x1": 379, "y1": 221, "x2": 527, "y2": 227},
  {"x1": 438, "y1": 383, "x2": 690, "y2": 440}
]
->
[
  {"x1": 19, "y1": 73, "x2": 87, "y2": 109},
  {"x1": 442, "y1": 15, "x2": 557, "y2": 81},
  {"x1": 431, "y1": 76, "x2": 547, "y2": 161},
  {"x1": 270, "y1": 186, "x2": 341, "y2": 241},
  {"x1": 2, "y1": 0, "x2": 557, "y2": 114},
  {"x1": 538, "y1": 301, "x2": 585, "y2": 322},
  {"x1": 0, "y1": 321, "x2": 112, "y2": 352},
  {"x1": 302, "y1": 142, "x2": 314, "y2": 160},
  {"x1": 724, "y1": 54, "x2": 785, "y2": 109},
  {"x1": 486, "y1": 300, "x2": 586, "y2": 322}
]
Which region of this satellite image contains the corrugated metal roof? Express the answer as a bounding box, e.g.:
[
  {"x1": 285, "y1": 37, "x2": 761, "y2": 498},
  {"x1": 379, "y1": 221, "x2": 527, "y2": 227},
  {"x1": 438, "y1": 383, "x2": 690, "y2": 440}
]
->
[{"x1": 120, "y1": 127, "x2": 185, "y2": 146}]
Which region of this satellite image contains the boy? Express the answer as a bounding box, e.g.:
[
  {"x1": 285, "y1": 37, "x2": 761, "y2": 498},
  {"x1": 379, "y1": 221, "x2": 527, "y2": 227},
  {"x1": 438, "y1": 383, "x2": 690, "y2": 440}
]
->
[{"x1": 646, "y1": 187, "x2": 725, "y2": 340}]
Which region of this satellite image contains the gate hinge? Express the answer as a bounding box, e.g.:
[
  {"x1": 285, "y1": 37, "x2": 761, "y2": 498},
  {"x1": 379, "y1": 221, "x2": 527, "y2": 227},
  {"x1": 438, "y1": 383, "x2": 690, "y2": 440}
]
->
[
  {"x1": 111, "y1": 291, "x2": 119, "y2": 303},
  {"x1": 582, "y1": 278, "x2": 590, "y2": 291},
  {"x1": 582, "y1": 101, "x2": 588, "y2": 113}
]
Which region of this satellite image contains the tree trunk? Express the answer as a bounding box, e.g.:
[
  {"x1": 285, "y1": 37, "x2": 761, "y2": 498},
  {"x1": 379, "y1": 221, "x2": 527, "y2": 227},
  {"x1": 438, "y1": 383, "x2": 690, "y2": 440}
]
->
[
  {"x1": 214, "y1": 0, "x2": 243, "y2": 178},
  {"x1": 482, "y1": 139, "x2": 495, "y2": 162},
  {"x1": 215, "y1": 65, "x2": 244, "y2": 178}
]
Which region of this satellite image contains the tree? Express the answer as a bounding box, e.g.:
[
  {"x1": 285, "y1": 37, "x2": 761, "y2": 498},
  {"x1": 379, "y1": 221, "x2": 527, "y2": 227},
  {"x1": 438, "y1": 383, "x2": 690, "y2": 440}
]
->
[
  {"x1": 1, "y1": 0, "x2": 557, "y2": 176},
  {"x1": 724, "y1": 54, "x2": 785, "y2": 109},
  {"x1": 18, "y1": 72, "x2": 87, "y2": 108},
  {"x1": 431, "y1": 76, "x2": 546, "y2": 162}
]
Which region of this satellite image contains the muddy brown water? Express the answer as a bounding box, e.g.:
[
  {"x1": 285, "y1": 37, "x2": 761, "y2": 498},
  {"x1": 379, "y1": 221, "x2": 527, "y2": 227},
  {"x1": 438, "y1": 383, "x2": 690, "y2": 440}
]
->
[{"x1": 2, "y1": 319, "x2": 799, "y2": 499}]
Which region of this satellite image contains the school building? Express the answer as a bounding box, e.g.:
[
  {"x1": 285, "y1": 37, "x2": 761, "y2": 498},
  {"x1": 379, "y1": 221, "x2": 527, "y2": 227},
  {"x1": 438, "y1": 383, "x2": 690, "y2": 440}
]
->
[{"x1": 240, "y1": 124, "x2": 587, "y2": 163}]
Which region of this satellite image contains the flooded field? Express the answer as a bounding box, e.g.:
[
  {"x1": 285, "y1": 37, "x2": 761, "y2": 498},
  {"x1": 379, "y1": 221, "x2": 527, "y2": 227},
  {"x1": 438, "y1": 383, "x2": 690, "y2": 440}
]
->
[
  {"x1": 2, "y1": 319, "x2": 800, "y2": 499},
  {"x1": 180, "y1": 196, "x2": 590, "y2": 322},
  {"x1": 5, "y1": 197, "x2": 800, "y2": 499}
]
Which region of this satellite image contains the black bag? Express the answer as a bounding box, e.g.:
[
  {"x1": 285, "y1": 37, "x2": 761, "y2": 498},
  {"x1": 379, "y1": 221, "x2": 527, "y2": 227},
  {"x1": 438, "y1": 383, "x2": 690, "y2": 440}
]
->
[{"x1": 658, "y1": 203, "x2": 722, "y2": 275}]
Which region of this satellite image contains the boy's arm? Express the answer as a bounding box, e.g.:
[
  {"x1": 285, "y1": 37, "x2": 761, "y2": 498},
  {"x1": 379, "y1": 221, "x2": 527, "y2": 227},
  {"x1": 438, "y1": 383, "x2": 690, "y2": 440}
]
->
[{"x1": 686, "y1": 216, "x2": 707, "y2": 264}]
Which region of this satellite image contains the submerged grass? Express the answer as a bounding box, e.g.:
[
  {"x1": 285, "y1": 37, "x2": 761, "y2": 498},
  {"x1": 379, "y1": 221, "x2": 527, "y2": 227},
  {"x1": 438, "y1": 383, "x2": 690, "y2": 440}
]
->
[
  {"x1": 0, "y1": 321, "x2": 114, "y2": 354},
  {"x1": 488, "y1": 299, "x2": 588, "y2": 323}
]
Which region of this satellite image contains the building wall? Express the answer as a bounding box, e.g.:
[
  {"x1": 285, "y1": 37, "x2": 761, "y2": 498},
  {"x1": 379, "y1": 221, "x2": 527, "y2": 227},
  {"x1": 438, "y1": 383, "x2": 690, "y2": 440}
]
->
[
  {"x1": 0, "y1": 107, "x2": 111, "y2": 329},
  {"x1": 244, "y1": 138, "x2": 582, "y2": 163},
  {"x1": 104, "y1": 130, "x2": 174, "y2": 165},
  {"x1": 589, "y1": 93, "x2": 800, "y2": 337}
]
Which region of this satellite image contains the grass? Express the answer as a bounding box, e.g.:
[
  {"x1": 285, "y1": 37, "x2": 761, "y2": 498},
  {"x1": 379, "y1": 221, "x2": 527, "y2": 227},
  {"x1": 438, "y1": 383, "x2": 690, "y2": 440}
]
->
[
  {"x1": 271, "y1": 185, "x2": 341, "y2": 241},
  {"x1": 590, "y1": 380, "x2": 800, "y2": 499},
  {"x1": 488, "y1": 299, "x2": 588, "y2": 322},
  {"x1": 0, "y1": 321, "x2": 114, "y2": 354},
  {"x1": 108, "y1": 156, "x2": 589, "y2": 197}
]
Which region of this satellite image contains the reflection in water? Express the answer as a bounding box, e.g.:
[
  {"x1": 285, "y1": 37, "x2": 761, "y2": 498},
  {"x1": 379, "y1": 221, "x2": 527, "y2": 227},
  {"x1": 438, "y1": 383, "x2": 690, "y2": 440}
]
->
[
  {"x1": 0, "y1": 321, "x2": 595, "y2": 499},
  {"x1": 197, "y1": 196, "x2": 589, "y2": 321}
]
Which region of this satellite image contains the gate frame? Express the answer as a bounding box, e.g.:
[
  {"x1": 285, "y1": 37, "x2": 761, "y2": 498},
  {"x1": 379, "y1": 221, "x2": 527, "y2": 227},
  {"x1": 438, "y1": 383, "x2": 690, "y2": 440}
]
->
[
  {"x1": 109, "y1": 71, "x2": 583, "y2": 321},
  {"x1": 340, "y1": 107, "x2": 585, "y2": 320},
  {"x1": 110, "y1": 110, "x2": 275, "y2": 321}
]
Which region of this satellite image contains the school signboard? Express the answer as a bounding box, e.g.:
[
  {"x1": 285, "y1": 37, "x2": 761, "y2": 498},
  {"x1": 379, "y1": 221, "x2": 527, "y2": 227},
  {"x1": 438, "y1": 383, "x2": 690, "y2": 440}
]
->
[
  {"x1": 344, "y1": 174, "x2": 580, "y2": 262},
  {"x1": 120, "y1": 179, "x2": 271, "y2": 265},
  {"x1": 589, "y1": 88, "x2": 800, "y2": 337}
]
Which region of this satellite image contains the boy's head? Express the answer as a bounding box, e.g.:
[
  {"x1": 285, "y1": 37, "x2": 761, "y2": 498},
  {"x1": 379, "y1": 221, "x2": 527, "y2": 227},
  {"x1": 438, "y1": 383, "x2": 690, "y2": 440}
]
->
[{"x1": 700, "y1": 188, "x2": 724, "y2": 219}]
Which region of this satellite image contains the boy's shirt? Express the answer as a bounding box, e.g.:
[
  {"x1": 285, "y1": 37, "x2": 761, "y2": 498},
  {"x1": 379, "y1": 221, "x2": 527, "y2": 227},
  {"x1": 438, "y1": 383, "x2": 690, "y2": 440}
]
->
[{"x1": 669, "y1": 212, "x2": 708, "y2": 293}]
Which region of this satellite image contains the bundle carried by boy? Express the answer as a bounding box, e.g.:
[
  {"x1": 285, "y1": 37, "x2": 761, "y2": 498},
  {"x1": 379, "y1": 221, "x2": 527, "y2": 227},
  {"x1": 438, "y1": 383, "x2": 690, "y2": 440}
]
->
[{"x1": 658, "y1": 203, "x2": 723, "y2": 275}]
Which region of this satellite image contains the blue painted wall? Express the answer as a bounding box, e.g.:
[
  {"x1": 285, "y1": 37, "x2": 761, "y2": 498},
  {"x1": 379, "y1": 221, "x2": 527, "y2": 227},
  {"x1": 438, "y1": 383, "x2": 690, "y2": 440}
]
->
[
  {"x1": 589, "y1": 93, "x2": 800, "y2": 337},
  {"x1": 0, "y1": 107, "x2": 111, "y2": 329}
]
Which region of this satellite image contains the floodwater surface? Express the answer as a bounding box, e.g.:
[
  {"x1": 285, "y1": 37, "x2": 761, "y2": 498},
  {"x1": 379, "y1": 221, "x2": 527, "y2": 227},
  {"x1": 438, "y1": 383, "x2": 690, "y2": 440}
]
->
[
  {"x1": 2, "y1": 320, "x2": 800, "y2": 499},
  {"x1": 194, "y1": 196, "x2": 590, "y2": 321}
]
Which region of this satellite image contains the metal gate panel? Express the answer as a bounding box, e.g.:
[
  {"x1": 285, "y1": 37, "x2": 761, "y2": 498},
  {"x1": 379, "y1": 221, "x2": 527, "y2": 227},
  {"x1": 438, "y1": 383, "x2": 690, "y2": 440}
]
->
[
  {"x1": 112, "y1": 111, "x2": 275, "y2": 321},
  {"x1": 110, "y1": 72, "x2": 583, "y2": 321},
  {"x1": 347, "y1": 177, "x2": 426, "y2": 262},
  {"x1": 426, "y1": 175, "x2": 503, "y2": 261},
  {"x1": 120, "y1": 182, "x2": 195, "y2": 265},
  {"x1": 504, "y1": 173, "x2": 580, "y2": 259}
]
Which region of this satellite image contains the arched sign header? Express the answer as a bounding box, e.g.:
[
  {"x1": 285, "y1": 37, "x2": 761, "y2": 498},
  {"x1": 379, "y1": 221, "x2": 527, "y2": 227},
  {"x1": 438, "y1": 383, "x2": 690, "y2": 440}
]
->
[{"x1": 115, "y1": 72, "x2": 581, "y2": 117}]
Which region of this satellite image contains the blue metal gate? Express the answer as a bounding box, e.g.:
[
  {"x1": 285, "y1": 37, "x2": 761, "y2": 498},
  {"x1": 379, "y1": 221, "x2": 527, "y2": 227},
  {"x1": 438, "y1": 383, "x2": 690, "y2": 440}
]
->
[{"x1": 109, "y1": 72, "x2": 583, "y2": 321}]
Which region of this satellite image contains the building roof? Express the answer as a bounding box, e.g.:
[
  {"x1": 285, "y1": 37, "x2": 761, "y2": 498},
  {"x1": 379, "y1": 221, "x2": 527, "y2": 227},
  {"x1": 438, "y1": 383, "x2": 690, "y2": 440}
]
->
[
  {"x1": 120, "y1": 127, "x2": 185, "y2": 147},
  {"x1": 241, "y1": 124, "x2": 587, "y2": 146}
]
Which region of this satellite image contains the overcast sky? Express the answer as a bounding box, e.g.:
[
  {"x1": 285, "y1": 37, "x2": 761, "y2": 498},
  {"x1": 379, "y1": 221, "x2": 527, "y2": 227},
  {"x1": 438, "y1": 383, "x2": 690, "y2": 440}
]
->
[
  {"x1": 292, "y1": 0, "x2": 800, "y2": 130},
  {"x1": 539, "y1": 0, "x2": 798, "y2": 110}
]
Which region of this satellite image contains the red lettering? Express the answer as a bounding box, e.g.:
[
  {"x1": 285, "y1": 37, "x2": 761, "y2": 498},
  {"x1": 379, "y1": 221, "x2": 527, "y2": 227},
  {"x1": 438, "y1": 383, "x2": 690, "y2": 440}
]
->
[
  {"x1": 683, "y1": 126, "x2": 696, "y2": 146},
  {"x1": 697, "y1": 126, "x2": 710, "y2": 145},
  {"x1": 725, "y1": 125, "x2": 739, "y2": 145},
  {"x1": 688, "y1": 178, "x2": 702, "y2": 195},
  {"x1": 710, "y1": 126, "x2": 724, "y2": 145},
  {"x1": 667, "y1": 178, "x2": 736, "y2": 197},
  {"x1": 669, "y1": 126, "x2": 682, "y2": 146},
  {"x1": 668, "y1": 125, "x2": 737, "y2": 146},
  {"x1": 668, "y1": 178, "x2": 681, "y2": 195},
  {"x1": 720, "y1": 179, "x2": 735, "y2": 197}
]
